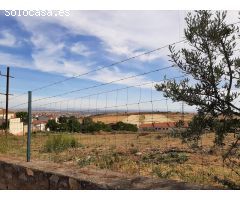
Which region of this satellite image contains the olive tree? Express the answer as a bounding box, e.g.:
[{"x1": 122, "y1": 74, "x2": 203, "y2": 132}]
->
[{"x1": 155, "y1": 11, "x2": 240, "y2": 145}]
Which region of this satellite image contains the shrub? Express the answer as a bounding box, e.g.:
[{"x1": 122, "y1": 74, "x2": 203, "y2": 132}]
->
[
  {"x1": 43, "y1": 134, "x2": 79, "y2": 153},
  {"x1": 81, "y1": 118, "x2": 112, "y2": 133},
  {"x1": 96, "y1": 152, "x2": 123, "y2": 169},
  {"x1": 152, "y1": 165, "x2": 175, "y2": 179},
  {"x1": 47, "y1": 116, "x2": 82, "y2": 133},
  {"x1": 46, "y1": 119, "x2": 59, "y2": 131},
  {"x1": 175, "y1": 120, "x2": 184, "y2": 128},
  {"x1": 76, "y1": 156, "x2": 95, "y2": 168},
  {"x1": 95, "y1": 121, "x2": 112, "y2": 132},
  {"x1": 111, "y1": 122, "x2": 138, "y2": 132},
  {"x1": 48, "y1": 116, "x2": 138, "y2": 133},
  {"x1": 81, "y1": 123, "x2": 97, "y2": 133},
  {"x1": 16, "y1": 112, "x2": 28, "y2": 124},
  {"x1": 58, "y1": 123, "x2": 69, "y2": 132},
  {"x1": 67, "y1": 116, "x2": 81, "y2": 132}
]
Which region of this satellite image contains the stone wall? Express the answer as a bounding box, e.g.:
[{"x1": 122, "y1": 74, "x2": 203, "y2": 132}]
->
[{"x1": 0, "y1": 156, "x2": 215, "y2": 190}]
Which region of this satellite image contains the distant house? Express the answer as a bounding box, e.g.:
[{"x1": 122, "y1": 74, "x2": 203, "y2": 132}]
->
[
  {"x1": 0, "y1": 108, "x2": 15, "y2": 125},
  {"x1": 139, "y1": 122, "x2": 188, "y2": 133},
  {"x1": 32, "y1": 120, "x2": 48, "y2": 132}
]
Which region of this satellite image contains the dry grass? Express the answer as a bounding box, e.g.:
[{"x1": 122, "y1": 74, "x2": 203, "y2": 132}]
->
[{"x1": 0, "y1": 131, "x2": 239, "y2": 188}]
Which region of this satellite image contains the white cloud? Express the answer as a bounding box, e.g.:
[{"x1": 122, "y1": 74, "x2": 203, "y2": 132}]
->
[
  {"x1": 70, "y1": 42, "x2": 93, "y2": 56},
  {"x1": 24, "y1": 34, "x2": 94, "y2": 76},
  {"x1": 15, "y1": 11, "x2": 187, "y2": 63},
  {"x1": 50, "y1": 11, "x2": 187, "y2": 61},
  {"x1": 26, "y1": 32, "x2": 150, "y2": 87},
  {"x1": 9, "y1": 10, "x2": 240, "y2": 90},
  {"x1": 0, "y1": 30, "x2": 17, "y2": 47},
  {"x1": 11, "y1": 12, "x2": 160, "y2": 87},
  {"x1": 0, "y1": 52, "x2": 31, "y2": 67}
]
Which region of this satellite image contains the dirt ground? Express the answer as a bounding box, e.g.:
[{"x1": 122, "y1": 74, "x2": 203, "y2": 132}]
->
[
  {"x1": 91, "y1": 112, "x2": 195, "y2": 125},
  {"x1": 0, "y1": 131, "x2": 239, "y2": 189}
]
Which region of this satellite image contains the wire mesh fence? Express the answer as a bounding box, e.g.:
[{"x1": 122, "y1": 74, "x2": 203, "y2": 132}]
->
[
  {"x1": 0, "y1": 33, "x2": 240, "y2": 188},
  {"x1": 1, "y1": 79, "x2": 239, "y2": 188}
]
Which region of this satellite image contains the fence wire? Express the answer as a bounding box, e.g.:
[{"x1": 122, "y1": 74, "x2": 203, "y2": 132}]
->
[{"x1": 1, "y1": 31, "x2": 240, "y2": 188}]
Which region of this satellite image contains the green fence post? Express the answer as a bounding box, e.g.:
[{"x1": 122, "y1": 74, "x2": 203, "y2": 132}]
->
[{"x1": 27, "y1": 91, "x2": 32, "y2": 162}]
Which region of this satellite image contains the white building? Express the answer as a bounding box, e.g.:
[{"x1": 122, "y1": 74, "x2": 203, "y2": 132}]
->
[{"x1": 9, "y1": 118, "x2": 24, "y2": 136}]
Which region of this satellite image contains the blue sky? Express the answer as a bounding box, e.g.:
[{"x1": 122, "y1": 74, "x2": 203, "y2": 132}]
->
[{"x1": 1, "y1": 10, "x2": 238, "y2": 112}]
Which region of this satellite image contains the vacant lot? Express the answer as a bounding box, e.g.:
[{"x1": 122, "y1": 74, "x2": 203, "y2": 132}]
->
[{"x1": 0, "y1": 131, "x2": 239, "y2": 188}]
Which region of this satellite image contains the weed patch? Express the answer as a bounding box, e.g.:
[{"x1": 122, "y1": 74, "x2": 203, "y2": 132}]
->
[
  {"x1": 43, "y1": 134, "x2": 80, "y2": 153},
  {"x1": 76, "y1": 156, "x2": 95, "y2": 168},
  {"x1": 0, "y1": 139, "x2": 8, "y2": 153},
  {"x1": 142, "y1": 151, "x2": 188, "y2": 164},
  {"x1": 152, "y1": 165, "x2": 176, "y2": 179},
  {"x1": 96, "y1": 152, "x2": 123, "y2": 169}
]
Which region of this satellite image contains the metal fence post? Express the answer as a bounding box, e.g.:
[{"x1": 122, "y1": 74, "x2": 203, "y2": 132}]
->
[{"x1": 27, "y1": 91, "x2": 32, "y2": 162}]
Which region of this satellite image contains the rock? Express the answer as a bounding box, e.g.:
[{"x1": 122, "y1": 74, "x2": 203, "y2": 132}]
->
[
  {"x1": 0, "y1": 156, "x2": 216, "y2": 190},
  {"x1": 0, "y1": 182, "x2": 7, "y2": 189},
  {"x1": 69, "y1": 178, "x2": 79, "y2": 189},
  {"x1": 58, "y1": 180, "x2": 68, "y2": 189},
  {"x1": 49, "y1": 175, "x2": 59, "y2": 184},
  {"x1": 37, "y1": 173, "x2": 49, "y2": 189},
  {"x1": 26, "y1": 168, "x2": 34, "y2": 176},
  {"x1": 49, "y1": 175, "x2": 60, "y2": 189},
  {"x1": 19, "y1": 173, "x2": 27, "y2": 181},
  {"x1": 5, "y1": 172, "x2": 12, "y2": 180},
  {"x1": 135, "y1": 152, "x2": 142, "y2": 156}
]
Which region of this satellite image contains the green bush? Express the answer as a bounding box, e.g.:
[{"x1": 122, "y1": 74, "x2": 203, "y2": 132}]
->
[
  {"x1": 111, "y1": 122, "x2": 138, "y2": 132},
  {"x1": 81, "y1": 118, "x2": 111, "y2": 133},
  {"x1": 46, "y1": 119, "x2": 59, "y2": 131},
  {"x1": 47, "y1": 116, "x2": 138, "y2": 133},
  {"x1": 67, "y1": 116, "x2": 82, "y2": 132},
  {"x1": 46, "y1": 116, "x2": 82, "y2": 132},
  {"x1": 43, "y1": 134, "x2": 79, "y2": 153},
  {"x1": 16, "y1": 112, "x2": 28, "y2": 124},
  {"x1": 95, "y1": 121, "x2": 112, "y2": 132}
]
